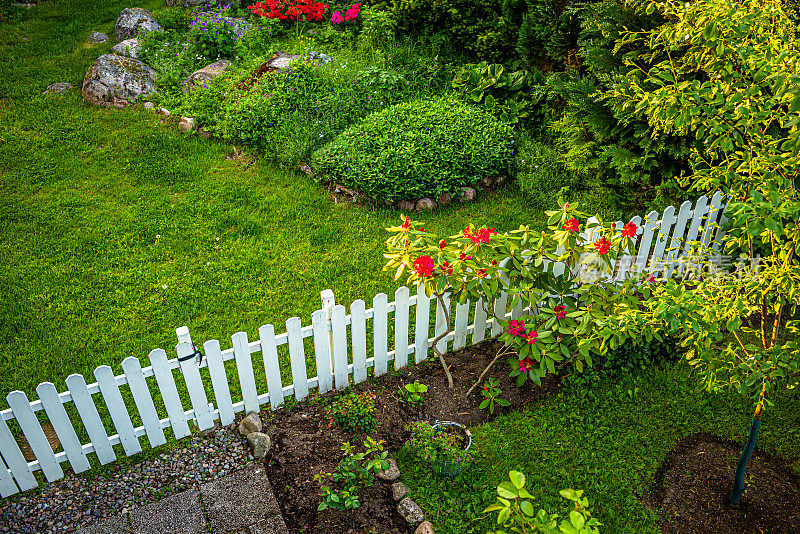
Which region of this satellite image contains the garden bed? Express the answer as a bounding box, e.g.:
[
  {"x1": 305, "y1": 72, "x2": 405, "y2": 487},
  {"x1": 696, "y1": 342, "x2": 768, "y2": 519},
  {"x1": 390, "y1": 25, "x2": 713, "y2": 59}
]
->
[{"x1": 263, "y1": 338, "x2": 560, "y2": 533}]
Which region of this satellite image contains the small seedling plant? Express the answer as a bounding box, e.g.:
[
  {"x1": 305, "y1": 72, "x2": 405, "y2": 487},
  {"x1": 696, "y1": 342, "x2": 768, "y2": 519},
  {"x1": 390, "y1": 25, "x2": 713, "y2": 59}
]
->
[
  {"x1": 327, "y1": 390, "x2": 376, "y2": 434},
  {"x1": 315, "y1": 437, "x2": 389, "y2": 511},
  {"x1": 485, "y1": 471, "x2": 602, "y2": 534},
  {"x1": 480, "y1": 377, "x2": 510, "y2": 414},
  {"x1": 397, "y1": 381, "x2": 428, "y2": 405},
  {"x1": 404, "y1": 421, "x2": 472, "y2": 466}
]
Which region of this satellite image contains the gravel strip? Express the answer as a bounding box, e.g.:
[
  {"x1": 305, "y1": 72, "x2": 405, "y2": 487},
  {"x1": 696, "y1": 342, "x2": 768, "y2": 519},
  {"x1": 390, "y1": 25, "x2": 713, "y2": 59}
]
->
[{"x1": 0, "y1": 422, "x2": 254, "y2": 534}]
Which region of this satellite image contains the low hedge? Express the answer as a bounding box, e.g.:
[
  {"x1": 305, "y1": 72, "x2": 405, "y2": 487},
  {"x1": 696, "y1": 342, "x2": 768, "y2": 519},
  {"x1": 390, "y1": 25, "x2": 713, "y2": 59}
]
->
[{"x1": 310, "y1": 98, "x2": 514, "y2": 202}]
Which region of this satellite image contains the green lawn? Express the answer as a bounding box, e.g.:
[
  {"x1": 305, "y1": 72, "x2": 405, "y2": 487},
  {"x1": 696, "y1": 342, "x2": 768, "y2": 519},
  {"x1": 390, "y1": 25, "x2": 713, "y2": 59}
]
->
[
  {"x1": 397, "y1": 362, "x2": 800, "y2": 534},
  {"x1": 0, "y1": 0, "x2": 546, "y2": 399}
]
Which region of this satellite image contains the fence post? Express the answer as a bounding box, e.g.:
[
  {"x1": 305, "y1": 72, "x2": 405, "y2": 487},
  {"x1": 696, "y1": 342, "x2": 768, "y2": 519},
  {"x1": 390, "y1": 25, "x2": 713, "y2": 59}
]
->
[
  {"x1": 320, "y1": 289, "x2": 336, "y2": 373},
  {"x1": 174, "y1": 326, "x2": 215, "y2": 428}
]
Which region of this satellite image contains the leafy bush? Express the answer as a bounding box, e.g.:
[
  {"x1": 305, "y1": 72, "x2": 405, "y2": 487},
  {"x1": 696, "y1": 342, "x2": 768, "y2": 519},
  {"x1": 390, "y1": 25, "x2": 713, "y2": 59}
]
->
[
  {"x1": 327, "y1": 391, "x2": 376, "y2": 434},
  {"x1": 404, "y1": 421, "x2": 473, "y2": 468},
  {"x1": 311, "y1": 98, "x2": 514, "y2": 202},
  {"x1": 515, "y1": 136, "x2": 582, "y2": 209},
  {"x1": 397, "y1": 381, "x2": 427, "y2": 405},
  {"x1": 315, "y1": 438, "x2": 389, "y2": 511},
  {"x1": 515, "y1": 0, "x2": 583, "y2": 69},
  {"x1": 358, "y1": 7, "x2": 396, "y2": 50},
  {"x1": 188, "y1": 6, "x2": 253, "y2": 61}
]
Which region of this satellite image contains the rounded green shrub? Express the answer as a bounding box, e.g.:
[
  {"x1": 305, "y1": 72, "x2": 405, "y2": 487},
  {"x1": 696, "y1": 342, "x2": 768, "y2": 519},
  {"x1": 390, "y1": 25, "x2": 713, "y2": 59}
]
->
[{"x1": 310, "y1": 98, "x2": 514, "y2": 202}]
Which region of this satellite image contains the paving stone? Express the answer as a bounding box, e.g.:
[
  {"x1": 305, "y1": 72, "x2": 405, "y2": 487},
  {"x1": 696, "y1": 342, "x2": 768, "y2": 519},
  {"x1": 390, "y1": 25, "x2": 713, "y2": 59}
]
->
[
  {"x1": 201, "y1": 464, "x2": 281, "y2": 533},
  {"x1": 248, "y1": 516, "x2": 289, "y2": 534},
  {"x1": 78, "y1": 515, "x2": 131, "y2": 534},
  {"x1": 130, "y1": 489, "x2": 204, "y2": 534}
]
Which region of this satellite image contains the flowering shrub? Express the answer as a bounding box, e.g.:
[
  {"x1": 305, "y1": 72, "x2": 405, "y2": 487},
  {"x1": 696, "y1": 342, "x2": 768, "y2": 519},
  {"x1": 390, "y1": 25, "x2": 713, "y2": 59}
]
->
[
  {"x1": 189, "y1": 6, "x2": 252, "y2": 60},
  {"x1": 384, "y1": 204, "x2": 663, "y2": 387},
  {"x1": 331, "y1": 2, "x2": 360, "y2": 24},
  {"x1": 327, "y1": 390, "x2": 376, "y2": 434},
  {"x1": 248, "y1": 0, "x2": 328, "y2": 21},
  {"x1": 404, "y1": 421, "x2": 472, "y2": 467}
]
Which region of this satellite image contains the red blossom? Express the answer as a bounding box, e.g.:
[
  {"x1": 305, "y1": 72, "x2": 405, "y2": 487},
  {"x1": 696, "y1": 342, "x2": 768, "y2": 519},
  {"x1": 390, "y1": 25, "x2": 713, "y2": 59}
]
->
[
  {"x1": 413, "y1": 255, "x2": 435, "y2": 278},
  {"x1": 562, "y1": 218, "x2": 580, "y2": 233},
  {"x1": 621, "y1": 222, "x2": 638, "y2": 238},
  {"x1": 518, "y1": 356, "x2": 534, "y2": 372},
  {"x1": 491, "y1": 259, "x2": 497, "y2": 266},
  {"x1": 419, "y1": 227, "x2": 425, "y2": 232},
  {"x1": 401, "y1": 215, "x2": 411, "y2": 230},
  {"x1": 482, "y1": 385, "x2": 488, "y2": 391},
  {"x1": 458, "y1": 253, "x2": 472, "y2": 262},
  {"x1": 593, "y1": 236, "x2": 611, "y2": 255},
  {"x1": 439, "y1": 240, "x2": 446, "y2": 249},
  {"x1": 477, "y1": 269, "x2": 488, "y2": 278},
  {"x1": 439, "y1": 261, "x2": 453, "y2": 276},
  {"x1": 524, "y1": 331, "x2": 538, "y2": 344},
  {"x1": 507, "y1": 319, "x2": 526, "y2": 337},
  {"x1": 554, "y1": 304, "x2": 566, "y2": 319}
]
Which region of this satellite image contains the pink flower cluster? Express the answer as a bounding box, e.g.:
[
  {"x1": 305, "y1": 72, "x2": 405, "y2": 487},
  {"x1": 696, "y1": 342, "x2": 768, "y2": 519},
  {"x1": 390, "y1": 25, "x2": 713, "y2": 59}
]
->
[
  {"x1": 508, "y1": 319, "x2": 538, "y2": 344},
  {"x1": 331, "y1": 2, "x2": 360, "y2": 23},
  {"x1": 463, "y1": 226, "x2": 498, "y2": 245},
  {"x1": 554, "y1": 304, "x2": 566, "y2": 319}
]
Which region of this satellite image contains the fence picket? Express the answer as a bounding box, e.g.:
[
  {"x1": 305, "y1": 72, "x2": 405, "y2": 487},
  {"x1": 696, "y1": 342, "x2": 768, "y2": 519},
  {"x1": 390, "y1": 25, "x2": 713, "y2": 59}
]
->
[
  {"x1": 615, "y1": 216, "x2": 642, "y2": 281},
  {"x1": 6, "y1": 391, "x2": 63, "y2": 482},
  {"x1": 0, "y1": 436, "x2": 20, "y2": 497},
  {"x1": 148, "y1": 349, "x2": 190, "y2": 440},
  {"x1": 394, "y1": 287, "x2": 410, "y2": 370},
  {"x1": 36, "y1": 382, "x2": 91, "y2": 474},
  {"x1": 373, "y1": 293, "x2": 389, "y2": 376},
  {"x1": 0, "y1": 412, "x2": 36, "y2": 493},
  {"x1": 634, "y1": 211, "x2": 661, "y2": 275},
  {"x1": 285, "y1": 318, "x2": 309, "y2": 402},
  {"x1": 204, "y1": 340, "x2": 235, "y2": 426},
  {"x1": 232, "y1": 332, "x2": 260, "y2": 415},
  {"x1": 434, "y1": 293, "x2": 451, "y2": 355},
  {"x1": 259, "y1": 325, "x2": 285, "y2": 409},
  {"x1": 703, "y1": 191, "x2": 726, "y2": 246},
  {"x1": 120, "y1": 358, "x2": 166, "y2": 448},
  {"x1": 312, "y1": 310, "x2": 334, "y2": 394},
  {"x1": 649, "y1": 205, "x2": 677, "y2": 275},
  {"x1": 351, "y1": 301, "x2": 368, "y2": 384},
  {"x1": 331, "y1": 305, "x2": 350, "y2": 390},
  {"x1": 453, "y1": 299, "x2": 470, "y2": 351},
  {"x1": 65, "y1": 374, "x2": 116, "y2": 464},
  {"x1": 176, "y1": 342, "x2": 214, "y2": 431},
  {"x1": 663, "y1": 201, "x2": 693, "y2": 278},
  {"x1": 414, "y1": 284, "x2": 431, "y2": 364},
  {"x1": 491, "y1": 293, "x2": 508, "y2": 337},
  {"x1": 472, "y1": 297, "x2": 488, "y2": 344},
  {"x1": 94, "y1": 366, "x2": 141, "y2": 456}
]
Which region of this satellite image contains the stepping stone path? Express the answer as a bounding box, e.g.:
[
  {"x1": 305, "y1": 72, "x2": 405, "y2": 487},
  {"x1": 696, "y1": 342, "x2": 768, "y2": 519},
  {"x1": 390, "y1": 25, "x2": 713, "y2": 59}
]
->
[{"x1": 76, "y1": 464, "x2": 288, "y2": 534}]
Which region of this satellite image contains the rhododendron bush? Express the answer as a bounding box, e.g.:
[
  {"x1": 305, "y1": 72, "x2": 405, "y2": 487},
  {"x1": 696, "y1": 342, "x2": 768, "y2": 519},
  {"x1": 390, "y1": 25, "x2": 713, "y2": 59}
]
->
[
  {"x1": 383, "y1": 203, "x2": 663, "y2": 387},
  {"x1": 248, "y1": 0, "x2": 328, "y2": 21}
]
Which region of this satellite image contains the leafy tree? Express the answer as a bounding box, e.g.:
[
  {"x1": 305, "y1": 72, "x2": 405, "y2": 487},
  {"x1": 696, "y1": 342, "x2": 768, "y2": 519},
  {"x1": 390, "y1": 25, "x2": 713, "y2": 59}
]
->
[{"x1": 605, "y1": 0, "x2": 800, "y2": 504}]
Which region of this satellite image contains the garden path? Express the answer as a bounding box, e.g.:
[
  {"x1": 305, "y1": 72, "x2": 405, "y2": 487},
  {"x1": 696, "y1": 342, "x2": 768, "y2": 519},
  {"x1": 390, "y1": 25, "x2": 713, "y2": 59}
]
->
[{"x1": 77, "y1": 464, "x2": 288, "y2": 534}]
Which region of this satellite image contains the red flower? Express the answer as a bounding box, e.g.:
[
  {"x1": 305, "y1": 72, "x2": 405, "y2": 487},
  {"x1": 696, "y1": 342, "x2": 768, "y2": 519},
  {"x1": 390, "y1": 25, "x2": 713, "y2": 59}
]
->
[
  {"x1": 621, "y1": 222, "x2": 638, "y2": 238},
  {"x1": 462, "y1": 227, "x2": 473, "y2": 238},
  {"x1": 554, "y1": 304, "x2": 566, "y2": 319},
  {"x1": 593, "y1": 236, "x2": 611, "y2": 255},
  {"x1": 562, "y1": 218, "x2": 579, "y2": 233},
  {"x1": 401, "y1": 215, "x2": 411, "y2": 230},
  {"x1": 477, "y1": 268, "x2": 488, "y2": 278},
  {"x1": 458, "y1": 253, "x2": 472, "y2": 262},
  {"x1": 524, "y1": 331, "x2": 538, "y2": 344},
  {"x1": 418, "y1": 227, "x2": 425, "y2": 232},
  {"x1": 491, "y1": 259, "x2": 497, "y2": 266},
  {"x1": 413, "y1": 255, "x2": 435, "y2": 277},
  {"x1": 507, "y1": 320, "x2": 526, "y2": 337},
  {"x1": 439, "y1": 240, "x2": 446, "y2": 249},
  {"x1": 439, "y1": 261, "x2": 453, "y2": 276},
  {"x1": 518, "y1": 357, "x2": 534, "y2": 372},
  {"x1": 482, "y1": 385, "x2": 488, "y2": 392}
]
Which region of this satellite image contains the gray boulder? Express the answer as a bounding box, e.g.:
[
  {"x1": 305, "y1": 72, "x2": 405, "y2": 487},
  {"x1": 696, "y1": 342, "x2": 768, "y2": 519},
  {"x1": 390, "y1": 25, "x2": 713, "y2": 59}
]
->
[
  {"x1": 267, "y1": 52, "x2": 304, "y2": 72},
  {"x1": 238, "y1": 412, "x2": 262, "y2": 436},
  {"x1": 44, "y1": 82, "x2": 73, "y2": 95},
  {"x1": 247, "y1": 432, "x2": 272, "y2": 459},
  {"x1": 82, "y1": 54, "x2": 157, "y2": 107},
  {"x1": 459, "y1": 186, "x2": 476, "y2": 203},
  {"x1": 112, "y1": 38, "x2": 141, "y2": 59},
  {"x1": 415, "y1": 197, "x2": 436, "y2": 212},
  {"x1": 87, "y1": 32, "x2": 108, "y2": 43},
  {"x1": 115, "y1": 8, "x2": 160, "y2": 41},
  {"x1": 397, "y1": 497, "x2": 424, "y2": 524},
  {"x1": 377, "y1": 458, "x2": 401, "y2": 482},
  {"x1": 182, "y1": 60, "x2": 231, "y2": 94}
]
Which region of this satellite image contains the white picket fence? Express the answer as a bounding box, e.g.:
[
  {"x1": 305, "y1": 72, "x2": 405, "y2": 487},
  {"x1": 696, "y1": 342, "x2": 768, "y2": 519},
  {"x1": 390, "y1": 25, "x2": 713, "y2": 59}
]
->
[{"x1": 0, "y1": 192, "x2": 729, "y2": 498}]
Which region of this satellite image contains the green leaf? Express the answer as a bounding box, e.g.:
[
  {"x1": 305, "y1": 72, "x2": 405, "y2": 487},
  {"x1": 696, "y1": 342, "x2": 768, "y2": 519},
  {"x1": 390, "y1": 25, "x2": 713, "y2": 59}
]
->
[
  {"x1": 509, "y1": 470, "x2": 526, "y2": 490},
  {"x1": 497, "y1": 482, "x2": 518, "y2": 499},
  {"x1": 520, "y1": 500, "x2": 535, "y2": 517}
]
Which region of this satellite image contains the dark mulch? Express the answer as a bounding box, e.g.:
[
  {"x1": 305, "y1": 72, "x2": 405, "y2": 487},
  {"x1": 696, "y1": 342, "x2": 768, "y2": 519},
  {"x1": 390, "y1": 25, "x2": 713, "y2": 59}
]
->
[
  {"x1": 263, "y1": 339, "x2": 560, "y2": 534},
  {"x1": 641, "y1": 432, "x2": 800, "y2": 534}
]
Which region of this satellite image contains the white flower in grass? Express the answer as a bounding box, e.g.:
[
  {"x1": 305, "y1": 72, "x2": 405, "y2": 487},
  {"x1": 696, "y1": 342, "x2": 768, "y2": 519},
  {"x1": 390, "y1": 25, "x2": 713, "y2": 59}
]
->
[{"x1": 162, "y1": 284, "x2": 168, "y2": 289}]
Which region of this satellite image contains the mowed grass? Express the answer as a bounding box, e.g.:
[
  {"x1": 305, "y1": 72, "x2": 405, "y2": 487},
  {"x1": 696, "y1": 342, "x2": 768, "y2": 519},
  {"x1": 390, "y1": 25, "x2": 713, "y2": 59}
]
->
[
  {"x1": 396, "y1": 362, "x2": 800, "y2": 534},
  {"x1": 0, "y1": 0, "x2": 546, "y2": 400}
]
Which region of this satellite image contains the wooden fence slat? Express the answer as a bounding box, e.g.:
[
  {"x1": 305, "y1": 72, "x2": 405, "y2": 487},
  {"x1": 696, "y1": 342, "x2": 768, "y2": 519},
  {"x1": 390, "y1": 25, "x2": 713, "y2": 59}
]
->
[
  {"x1": 634, "y1": 211, "x2": 661, "y2": 276},
  {"x1": 615, "y1": 216, "x2": 642, "y2": 281},
  {"x1": 414, "y1": 284, "x2": 431, "y2": 364},
  {"x1": 452, "y1": 299, "x2": 470, "y2": 351},
  {"x1": 491, "y1": 293, "x2": 508, "y2": 337},
  {"x1": 394, "y1": 286, "x2": 410, "y2": 370},
  {"x1": 0, "y1": 412, "x2": 36, "y2": 492},
  {"x1": 511, "y1": 297, "x2": 524, "y2": 319},
  {"x1": 712, "y1": 204, "x2": 729, "y2": 252},
  {"x1": 373, "y1": 293, "x2": 389, "y2": 377},
  {"x1": 148, "y1": 349, "x2": 190, "y2": 440},
  {"x1": 663, "y1": 201, "x2": 693, "y2": 278},
  {"x1": 232, "y1": 332, "x2": 260, "y2": 415},
  {"x1": 703, "y1": 191, "x2": 725, "y2": 246},
  {"x1": 65, "y1": 374, "x2": 116, "y2": 464},
  {"x1": 259, "y1": 324, "x2": 285, "y2": 409},
  {"x1": 285, "y1": 318, "x2": 310, "y2": 402},
  {"x1": 679, "y1": 195, "x2": 709, "y2": 274},
  {"x1": 312, "y1": 310, "x2": 334, "y2": 394},
  {"x1": 350, "y1": 301, "x2": 368, "y2": 384},
  {"x1": 204, "y1": 340, "x2": 235, "y2": 426},
  {"x1": 0, "y1": 439, "x2": 20, "y2": 497},
  {"x1": 94, "y1": 366, "x2": 141, "y2": 457},
  {"x1": 331, "y1": 305, "x2": 350, "y2": 390},
  {"x1": 434, "y1": 293, "x2": 451, "y2": 354},
  {"x1": 472, "y1": 297, "x2": 488, "y2": 344},
  {"x1": 650, "y1": 205, "x2": 677, "y2": 275},
  {"x1": 176, "y1": 342, "x2": 214, "y2": 431},
  {"x1": 36, "y1": 382, "x2": 91, "y2": 473},
  {"x1": 120, "y1": 358, "x2": 166, "y2": 448},
  {"x1": 6, "y1": 391, "x2": 63, "y2": 482}
]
